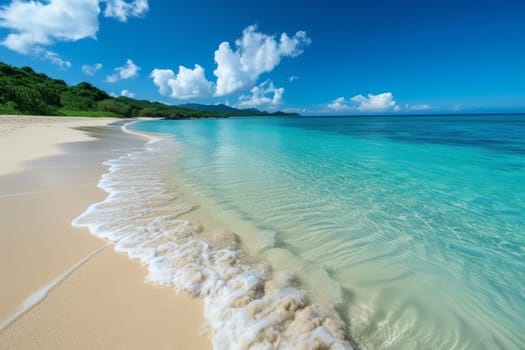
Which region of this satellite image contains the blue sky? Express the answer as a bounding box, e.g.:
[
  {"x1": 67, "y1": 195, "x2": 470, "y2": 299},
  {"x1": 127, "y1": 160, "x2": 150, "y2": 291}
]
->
[{"x1": 1, "y1": 0, "x2": 524, "y2": 114}]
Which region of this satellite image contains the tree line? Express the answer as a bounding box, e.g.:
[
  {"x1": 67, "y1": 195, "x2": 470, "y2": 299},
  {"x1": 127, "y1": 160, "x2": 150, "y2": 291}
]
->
[
  {"x1": 0, "y1": 62, "x2": 215, "y2": 118},
  {"x1": 0, "y1": 62, "x2": 299, "y2": 118}
]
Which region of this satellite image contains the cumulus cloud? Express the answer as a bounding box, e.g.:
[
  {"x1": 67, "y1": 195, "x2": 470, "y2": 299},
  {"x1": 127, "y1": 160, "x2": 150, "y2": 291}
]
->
[
  {"x1": 328, "y1": 97, "x2": 354, "y2": 111},
  {"x1": 237, "y1": 80, "x2": 284, "y2": 109},
  {"x1": 105, "y1": 59, "x2": 140, "y2": 83},
  {"x1": 214, "y1": 25, "x2": 311, "y2": 96},
  {"x1": 351, "y1": 92, "x2": 400, "y2": 112},
  {"x1": 150, "y1": 64, "x2": 214, "y2": 99},
  {"x1": 0, "y1": 0, "x2": 100, "y2": 55},
  {"x1": 150, "y1": 25, "x2": 310, "y2": 101},
  {"x1": 121, "y1": 89, "x2": 135, "y2": 98},
  {"x1": 150, "y1": 69, "x2": 174, "y2": 96},
  {"x1": 103, "y1": 0, "x2": 149, "y2": 22},
  {"x1": 328, "y1": 92, "x2": 401, "y2": 112},
  {"x1": 82, "y1": 63, "x2": 103, "y2": 76},
  {"x1": 0, "y1": 0, "x2": 148, "y2": 66}
]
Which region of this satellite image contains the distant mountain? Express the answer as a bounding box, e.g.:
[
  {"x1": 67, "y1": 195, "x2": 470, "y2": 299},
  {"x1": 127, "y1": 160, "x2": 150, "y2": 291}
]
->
[
  {"x1": 0, "y1": 61, "x2": 299, "y2": 118},
  {"x1": 179, "y1": 103, "x2": 300, "y2": 117},
  {"x1": 179, "y1": 103, "x2": 239, "y2": 114}
]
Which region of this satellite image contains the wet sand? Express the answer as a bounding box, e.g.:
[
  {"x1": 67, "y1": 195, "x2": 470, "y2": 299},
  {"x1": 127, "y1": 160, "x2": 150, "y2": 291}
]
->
[{"x1": 0, "y1": 116, "x2": 210, "y2": 349}]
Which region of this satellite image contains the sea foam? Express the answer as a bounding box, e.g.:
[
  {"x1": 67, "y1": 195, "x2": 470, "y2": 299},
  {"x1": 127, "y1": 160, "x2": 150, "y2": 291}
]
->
[{"x1": 73, "y1": 134, "x2": 352, "y2": 350}]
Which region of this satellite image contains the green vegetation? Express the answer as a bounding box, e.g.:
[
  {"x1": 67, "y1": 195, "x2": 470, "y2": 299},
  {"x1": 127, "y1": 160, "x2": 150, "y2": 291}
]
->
[
  {"x1": 0, "y1": 61, "x2": 300, "y2": 118},
  {"x1": 0, "y1": 62, "x2": 214, "y2": 118},
  {"x1": 0, "y1": 64, "x2": 67, "y2": 115}
]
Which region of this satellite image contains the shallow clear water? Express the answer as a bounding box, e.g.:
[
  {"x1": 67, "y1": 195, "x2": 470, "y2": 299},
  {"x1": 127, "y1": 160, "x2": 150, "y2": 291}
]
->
[{"x1": 128, "y1": 115, "x2": 525, "y2": 349}]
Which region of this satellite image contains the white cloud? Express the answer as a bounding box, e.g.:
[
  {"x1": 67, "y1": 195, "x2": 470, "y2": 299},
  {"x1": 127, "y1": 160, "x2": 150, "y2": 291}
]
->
[
  {"x1": 82, "y1": 63, "x2": 103, "y2": 76},
  {"x1": 288, "y1": 75, "x2": 299, "y2": 82},
  {"x1": 0, "y1": 0, "x2": 148, "y2": 66},
  {"x1": 328, "y1": 92, "x2": 401, "y2": 112},
  {"x1": 37, "y1": 48, "x2": 71, "y2": 69},
  {"x1": 328, "y1": 97, "x2": 354, "y2": 111},
  {"x1": 351, "y1": 92, "x2": 400, "y2": 112},
  {"x1": 237, "y1": 80, "x2": 284, "y2": 109},
  {"x1": 105, "y1": 59, "x2": 140, "y2": 83},
  {"x1": 103, "y1": 0, "x2": 149, "y2": 22},
  {"x1": 150, "y1": 64, "x2": 214, "y2": 99},
  {"x1": 453, "y1": 104, "x2": 463, "y2": 111},
  {"x1": 121, "y1": 89, "x2": 135, "y2": 98},
  {"x1": 150, "y1": 69, "x2": 174, "y2": 95},
  {"x1": 0, "y1": 0, "x2": 100, "y2": 55},
  {"x1": 214, "y1": 25, "x2": 311, "y2": 96},
  {"x1": 150, "y1": 25, "x2": 310, "y2": 101},
  {"x1": 407, "y1": 103, "x2": 432, "y2": 111}
]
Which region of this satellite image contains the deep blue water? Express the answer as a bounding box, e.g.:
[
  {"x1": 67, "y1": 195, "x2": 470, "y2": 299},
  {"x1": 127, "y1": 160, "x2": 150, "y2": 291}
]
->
[{"x1": 131, "y1": 114, "x2": 525, "y2": 349}]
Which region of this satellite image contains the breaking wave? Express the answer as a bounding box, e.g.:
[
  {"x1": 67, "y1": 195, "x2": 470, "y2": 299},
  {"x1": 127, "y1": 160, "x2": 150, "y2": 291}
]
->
[{"x1": 73, "y1": 132, "x2": 353, "y2": 350}]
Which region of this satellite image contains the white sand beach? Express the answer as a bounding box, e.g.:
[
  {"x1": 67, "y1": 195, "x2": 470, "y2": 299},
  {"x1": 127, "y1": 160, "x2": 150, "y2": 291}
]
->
[{"x1": 0, "y1": 116, "x2": 210, "y2": 349}]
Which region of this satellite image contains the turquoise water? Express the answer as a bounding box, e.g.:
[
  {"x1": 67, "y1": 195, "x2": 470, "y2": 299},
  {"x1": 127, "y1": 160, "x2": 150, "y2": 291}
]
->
[{"x1": 131, "y1": 115, "x2": 525, "y2": 349}]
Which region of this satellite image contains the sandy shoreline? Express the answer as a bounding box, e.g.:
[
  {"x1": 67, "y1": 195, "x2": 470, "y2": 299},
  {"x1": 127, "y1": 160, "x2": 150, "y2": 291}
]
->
[{"x1": 0, "y1": 116, "x2": 210, "y2": 349}]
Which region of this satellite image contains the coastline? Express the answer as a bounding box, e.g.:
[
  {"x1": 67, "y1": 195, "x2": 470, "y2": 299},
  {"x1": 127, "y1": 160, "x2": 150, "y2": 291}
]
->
[
  {"x1": 0, "y1": 116, "x2": 210, "y2": 349},
  {"x1": 99, "y1": 120, "x2": 354, "y2": 349}
]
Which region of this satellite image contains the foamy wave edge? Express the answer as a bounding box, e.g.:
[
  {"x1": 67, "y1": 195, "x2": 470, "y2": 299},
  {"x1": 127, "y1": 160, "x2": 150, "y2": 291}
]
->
[{"x1": 73, "y1": 121, "x2": 354, "y2": 350}]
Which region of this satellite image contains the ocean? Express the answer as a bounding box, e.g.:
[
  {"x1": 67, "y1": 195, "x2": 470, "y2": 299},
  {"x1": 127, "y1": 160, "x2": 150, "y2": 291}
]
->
[{"x1": 75, "y1": 114, "x2": 525, "y2": 349}]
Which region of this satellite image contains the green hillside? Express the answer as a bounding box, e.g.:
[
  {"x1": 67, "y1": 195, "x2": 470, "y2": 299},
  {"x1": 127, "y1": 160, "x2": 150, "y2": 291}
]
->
[
  {"x1": 0, "y1": 62, "x2": 218, "y2": 118},
  {"x1": 0, "y1": 62, "x2": 299, "y2": 118}
]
